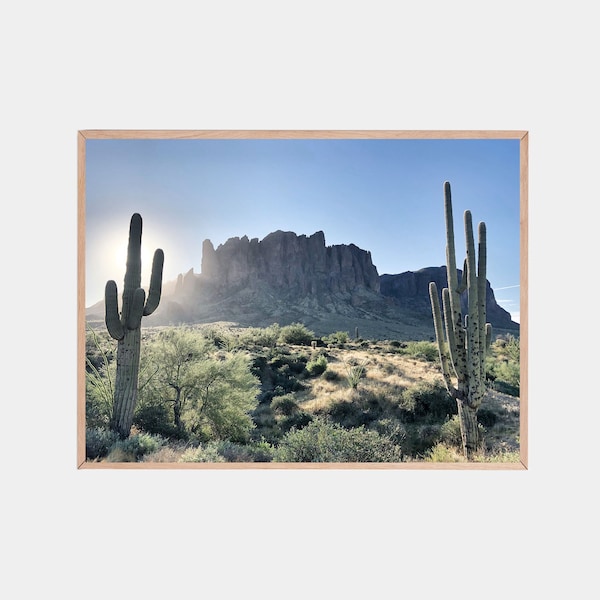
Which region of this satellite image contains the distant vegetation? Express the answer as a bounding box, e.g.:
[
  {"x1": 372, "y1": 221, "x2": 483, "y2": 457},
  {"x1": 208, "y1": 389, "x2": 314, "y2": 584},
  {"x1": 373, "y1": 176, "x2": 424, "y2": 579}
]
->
[{"x1": 85, "y1": 322, "x2": 521, "y2": 464}]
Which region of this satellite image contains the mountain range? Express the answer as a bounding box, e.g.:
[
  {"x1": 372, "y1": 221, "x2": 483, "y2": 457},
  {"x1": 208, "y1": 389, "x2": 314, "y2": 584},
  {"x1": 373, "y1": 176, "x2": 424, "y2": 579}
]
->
[{"x1": 86, "y1": 229, "x2": 519, "y2": 340}]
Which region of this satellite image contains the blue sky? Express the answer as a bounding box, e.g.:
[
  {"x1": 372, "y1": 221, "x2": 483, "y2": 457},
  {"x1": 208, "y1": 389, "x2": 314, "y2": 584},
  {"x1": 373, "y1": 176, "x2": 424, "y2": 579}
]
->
[{"x1": 85, "y1": 137, "x2": 522, "y2": 322}]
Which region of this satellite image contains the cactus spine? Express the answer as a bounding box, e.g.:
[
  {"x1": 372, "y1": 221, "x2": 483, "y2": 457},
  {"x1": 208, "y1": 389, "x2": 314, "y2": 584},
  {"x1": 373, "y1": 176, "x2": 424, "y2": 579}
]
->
[
  {"x1": 105, "y1": 213, "x2": 164, "y2": 438},
  {"x1": 429, "y1": 182, "x2": 492, "y2": 458}
]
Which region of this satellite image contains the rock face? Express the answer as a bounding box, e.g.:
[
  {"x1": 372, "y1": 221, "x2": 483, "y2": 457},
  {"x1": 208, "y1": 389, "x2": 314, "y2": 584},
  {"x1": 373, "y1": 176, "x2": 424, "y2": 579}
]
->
[
  {"x1": 379, "y1": 266, "x2": 517, "y2": 330},
  {"x1": 197, "y1": 230, "x2": 380, "y2": 297}
]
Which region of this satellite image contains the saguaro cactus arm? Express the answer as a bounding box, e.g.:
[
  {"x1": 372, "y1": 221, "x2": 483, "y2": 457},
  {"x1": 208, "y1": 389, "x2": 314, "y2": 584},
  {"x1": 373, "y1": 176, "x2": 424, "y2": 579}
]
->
[
  {"x1": 143, "y1": 248, "x2": 164, "y2": 316},
  {"x1": 105, "y1": 280, "x2": 124, "y2": 341},
  {"x1": 477, "y1": 222, "x2": 489, "y2": 384},
  {"x1": 429, "y1": 282, "x2": 458, "y2": 398}
]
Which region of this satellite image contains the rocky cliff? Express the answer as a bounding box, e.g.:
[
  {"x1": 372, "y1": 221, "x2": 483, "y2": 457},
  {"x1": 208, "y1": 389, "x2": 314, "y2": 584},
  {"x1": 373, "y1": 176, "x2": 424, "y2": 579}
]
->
[
  {"x1": 379, "y1": 267, "x2": 516, "y2": 330},
  {"x1": 185, "y1": 230, "x2": 380, "y2": 297}
]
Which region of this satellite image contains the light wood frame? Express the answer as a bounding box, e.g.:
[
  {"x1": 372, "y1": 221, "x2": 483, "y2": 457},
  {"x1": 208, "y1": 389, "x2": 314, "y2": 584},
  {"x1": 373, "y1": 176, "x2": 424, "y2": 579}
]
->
[{"x1": 77, "y1": 129, "x2": 528, "y2": 470}]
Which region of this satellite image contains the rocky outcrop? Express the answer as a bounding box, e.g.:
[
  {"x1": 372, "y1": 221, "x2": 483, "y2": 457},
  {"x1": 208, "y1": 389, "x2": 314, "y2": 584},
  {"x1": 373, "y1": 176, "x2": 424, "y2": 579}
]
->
[
  {"x1": 380, "y1": 266, "x2": 518, "y2": 330},
  {"x1": 191, "y1": 230, "x2": 380, "y2": 298}
]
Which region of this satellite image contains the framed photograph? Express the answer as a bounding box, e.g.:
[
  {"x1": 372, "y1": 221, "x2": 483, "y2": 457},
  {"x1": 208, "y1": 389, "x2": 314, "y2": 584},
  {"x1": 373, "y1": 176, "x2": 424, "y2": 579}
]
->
[{"x1": 78, "y1": 130, "x2": 528, "y2": 469}]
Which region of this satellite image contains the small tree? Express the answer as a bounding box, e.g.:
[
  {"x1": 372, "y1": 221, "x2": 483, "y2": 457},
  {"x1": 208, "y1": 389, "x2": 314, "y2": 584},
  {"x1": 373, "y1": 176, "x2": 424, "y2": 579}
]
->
[
  {"x1": 190, "y1": 353, "x2": 260, "y2": 442},
  {"x1": 145, "y1": 328, "x2": 212, "y2": 435}
]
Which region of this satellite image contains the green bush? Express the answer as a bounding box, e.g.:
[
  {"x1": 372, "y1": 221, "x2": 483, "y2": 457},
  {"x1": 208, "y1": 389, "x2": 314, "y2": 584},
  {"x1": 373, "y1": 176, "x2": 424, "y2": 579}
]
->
[
  {"x1": 86, "y1": 427, "x2": 120, "y2": 460},
  {"x1": 425, "y1": 442, "x2": 464, "y2": 462},
  {"x1": 134, "y1": 399, "x2": 179, "y2": 438},
  {"x1": 274, "y1": 417, "x2": 402, "y2": 462},
  {"x1": 106, "y1": 432, "x2": 165, "y2": 462},
  {"x1": 402, "y1": 341, "x2": 439, "y2": 362},
  {"x1": 271, "y1": 393, "x2": 300, "y2": 416},
  {"x1": 179, "y1": 442, "x2": 225, "y2": 463},
  {"x1": 217, "y1": 440, "x2": 274, "y2": 462},
  {"x1": 327, "y1": 398, "x2": 372, "y2": 429},
  {"x1": 439, "y1": 415, "x2": 463, "y2": 448},
  {"x1": 486, "y1": 335, "x2": 520, "y2": 396},
  {"x1": 322, "y1": 331, "x2": 349, "y2": 345},
  {"x1": 399, "y1": 381, "x2": 456, "y2": 421},
  {"x1": 278, "y1": 322, "x2": 315, "y2": 345},
  {"x1": 306, "y1": 355, "x2": 328, "y2": 376},
  {"x1": 239, "y1": 324, "x2": 281, "y2": 348}
]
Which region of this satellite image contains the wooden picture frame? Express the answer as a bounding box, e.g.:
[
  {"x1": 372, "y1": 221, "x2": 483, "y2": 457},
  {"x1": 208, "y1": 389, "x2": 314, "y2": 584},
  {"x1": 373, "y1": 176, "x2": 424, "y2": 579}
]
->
[{"x1": 78, "y1": 130, "x2": 528, "y2": 470}]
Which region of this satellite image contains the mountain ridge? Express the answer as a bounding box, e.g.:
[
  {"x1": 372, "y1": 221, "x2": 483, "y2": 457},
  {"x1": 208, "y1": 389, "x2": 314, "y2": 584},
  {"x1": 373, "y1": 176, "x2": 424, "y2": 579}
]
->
[{"x1": 86, "y1": 229, "x2": 519, "y2": 340}]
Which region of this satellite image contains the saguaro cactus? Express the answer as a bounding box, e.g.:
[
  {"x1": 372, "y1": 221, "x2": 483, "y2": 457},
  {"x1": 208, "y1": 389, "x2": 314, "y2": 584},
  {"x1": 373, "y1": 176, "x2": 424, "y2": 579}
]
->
[
  {"x1": 105, "y1": 213, "x2": 164, "y2": 438},
  {"x1": 429, "y1": 182, "x2": 492, "y2": 458}
]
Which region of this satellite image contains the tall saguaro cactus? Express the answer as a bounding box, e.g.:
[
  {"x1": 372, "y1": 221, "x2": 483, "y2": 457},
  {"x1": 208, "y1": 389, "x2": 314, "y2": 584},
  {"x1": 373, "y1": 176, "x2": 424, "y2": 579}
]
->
[
  {"x1": 105, "y1": 213, "x2": 164, "y2": 438},
  {"x1": 429, "y1": 182, "x2": 492, "y2": 458}
]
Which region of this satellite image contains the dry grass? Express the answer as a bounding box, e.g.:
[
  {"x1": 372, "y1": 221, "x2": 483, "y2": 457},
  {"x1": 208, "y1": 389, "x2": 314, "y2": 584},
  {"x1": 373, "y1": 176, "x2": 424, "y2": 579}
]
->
[
  {"x1": 293, "y1": 341, "x2": 520, "y2": 457},
  {"x1": 298, "y1": 344, "x2": 444, "y2": 412}
]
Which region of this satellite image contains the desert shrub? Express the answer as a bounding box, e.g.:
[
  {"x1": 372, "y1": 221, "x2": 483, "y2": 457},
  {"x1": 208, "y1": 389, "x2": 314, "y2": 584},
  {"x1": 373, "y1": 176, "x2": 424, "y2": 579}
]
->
[
  {"x1": 425, "y1": 443, "x2": 465, "y2": 462},
  {"x1": 107, "y1": 432, "x2": 165, "y2": 462},
  {"x1": 252, "y1": 402, "x2": 276, "y2": 422},
  {"x1": 238, "y1": 324, "x2": 281, "y2": 348},
  {"x1": 327, "y1": 399, "x2": 370, "y2": 429},
  {"x1": 399, "y1": 381, "x2": 456, "y2": 421},
  {"x1": 202, "y1": 325, "x2": 238, "y2": 350},
  {"x1": 486, "y1": 335, "x2": 520, "y2": 396},
  {"x1": 271, "y1": 393, "x2": 300, "y2": 416},
  {"x1": 491, "y1": 361, "x2": 520, "y2": 394},
  {"x1": 134, "y1": 398, "x2": 179, "y2": 438},
  {"x1": 256, "y1": 350, "x2": 309, "y2": 395},
  {"x1": 86, "y1": 427, "x2": 120, "y2": 460},
  {"x1": 324, "y1": 388, "x2": 393, "y2": 429},
  {"x1": 179, "y1": 442, "x2": 225, "y2": 463},
  {"x1": 141, "y1": 444, "x2": 190, "y2": 463},
  {"x1": 439, "y1": 415, "x2": 463, "y2": 447},
  {"x1": 306, "y1": 354, "x2": 328, "y2": 377},
  {"x1": 474, "y1": 449, "x2": 521, "y2": 463},
  {"x1": 402, "y1": 341, "x2": 439, "y2": 362},
  {"x1": 217, "y1": 440, "x2": 274, "y2": 462},
  {"x1": 417, "y1": 423, "x2": 442, "y2": 447},
  {"x1": 86, "y1": 397, "x2": 110, "y2": 430},
  {"x1": 322, "y1": 331, "x2": 349, "y2": 345},
  {"x1": 278, "y1": 322, "x2": 315, "y2": 345},
  {"x1": 371, "y1": 417, "x2": 407, "y2": 445},
  {"x1": 274, "y1": 418, "x2": 402, "y2": 462},
  {"x1": 504, "y1": 335, "x2": 520, "y2": 362},
  {"x1": 278, "y1": 411, "x2": 313, "y2": 433}
]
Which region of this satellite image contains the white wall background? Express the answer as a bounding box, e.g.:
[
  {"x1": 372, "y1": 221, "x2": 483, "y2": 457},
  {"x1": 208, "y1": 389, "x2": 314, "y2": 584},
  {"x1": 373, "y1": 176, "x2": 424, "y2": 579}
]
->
[{"x1": 2, "y1": 2, "x2": 597, "y2": 598}]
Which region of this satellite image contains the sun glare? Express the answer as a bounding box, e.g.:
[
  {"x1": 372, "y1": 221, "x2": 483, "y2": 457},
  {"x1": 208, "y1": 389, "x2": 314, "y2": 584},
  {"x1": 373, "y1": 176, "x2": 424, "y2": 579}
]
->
[{"x1": 113, "y1": 238, "x2": 159, "y2": 285}]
